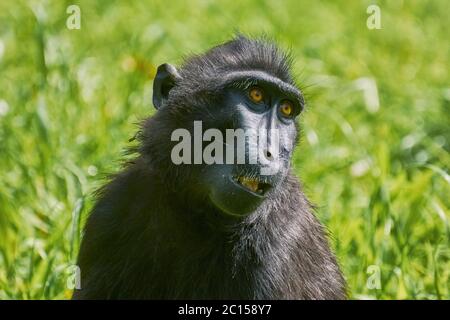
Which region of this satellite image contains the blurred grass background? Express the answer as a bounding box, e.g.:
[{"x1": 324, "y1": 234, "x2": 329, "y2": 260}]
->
[{"x1": 0, "y1": 0, "x2": 448, "y2": 299}]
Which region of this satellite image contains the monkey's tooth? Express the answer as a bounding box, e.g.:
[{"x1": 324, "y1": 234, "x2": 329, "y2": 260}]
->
[{"x1": 240, "y1": 177, "x2": 258, "y2": 192}]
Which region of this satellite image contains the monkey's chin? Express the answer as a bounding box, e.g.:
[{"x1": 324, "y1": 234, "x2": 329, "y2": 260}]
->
[{"x1": 208, "y1": 174, "x2": 267, "y2": 217}]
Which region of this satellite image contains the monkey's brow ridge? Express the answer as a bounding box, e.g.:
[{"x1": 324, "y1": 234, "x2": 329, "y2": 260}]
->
[{"x1": 221, "y1": 70, "x2": 304, "y2": 106}]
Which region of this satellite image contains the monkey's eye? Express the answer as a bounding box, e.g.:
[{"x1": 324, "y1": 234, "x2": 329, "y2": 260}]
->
[
  {"x1": 279, "y1": 100, "x2": 295, "y2": 118},
  {"x1": 248, "y1": 86, "x2": 264, "y2": 103}
]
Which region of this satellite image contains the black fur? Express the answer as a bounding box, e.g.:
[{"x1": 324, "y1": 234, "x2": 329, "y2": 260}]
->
[{"x1": 73, "y1": 36, "x2": 346, "y2": 299}]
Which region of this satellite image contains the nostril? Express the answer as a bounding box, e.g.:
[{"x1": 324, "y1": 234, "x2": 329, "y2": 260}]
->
[{"x1": 264, "y1": 149, "x2": 274, "y2": 161}]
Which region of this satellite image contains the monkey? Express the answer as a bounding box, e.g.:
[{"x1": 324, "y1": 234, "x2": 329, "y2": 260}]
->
[{"x1": 72, "y1": 36, "x2": 346, "y2": 299}]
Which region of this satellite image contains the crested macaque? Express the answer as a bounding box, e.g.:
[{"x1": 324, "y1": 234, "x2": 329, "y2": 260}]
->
[{"x1": 73, "y1": 36, "x2": 346, "y2": 299}]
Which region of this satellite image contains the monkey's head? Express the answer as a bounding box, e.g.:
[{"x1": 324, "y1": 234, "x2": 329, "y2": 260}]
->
[{"x1": 142, "y1": 36, "x2": 304, "y2": 218}]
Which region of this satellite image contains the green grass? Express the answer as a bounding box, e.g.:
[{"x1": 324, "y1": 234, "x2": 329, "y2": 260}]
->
[{"x1": 0, "y1": 0, "x2": 448, "y2": 299}]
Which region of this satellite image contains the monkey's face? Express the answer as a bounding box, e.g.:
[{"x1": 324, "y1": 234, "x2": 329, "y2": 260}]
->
[
  {"x1": 200, "y1": 71, "x2": 304, "y2": 217},
  {"x1": 151, "y1": 61, "x2": 304, "y2": 217}
]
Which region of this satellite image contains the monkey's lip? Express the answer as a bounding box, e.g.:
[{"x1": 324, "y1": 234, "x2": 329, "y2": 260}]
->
[
  {"x1": 231, "y1": 175, "x2": 272, "y2": 196},
  {"x1": 207, "y1": 171, "x2": 273, "y2": 216}
]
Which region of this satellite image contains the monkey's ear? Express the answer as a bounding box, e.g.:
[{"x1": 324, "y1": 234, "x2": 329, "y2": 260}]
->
[{"x1": 152, "y1": 63, "x2": 182, "y2": 109}]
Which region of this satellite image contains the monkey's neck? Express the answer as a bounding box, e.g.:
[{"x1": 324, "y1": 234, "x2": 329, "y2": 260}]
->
[{"x1": 140, "y1": 181, "x2": 285, "y2": 299}]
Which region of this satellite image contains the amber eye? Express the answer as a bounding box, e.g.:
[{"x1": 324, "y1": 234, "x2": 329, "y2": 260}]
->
[
  {"x1": 249, "y1": 86, "x2": 264, "y2": 103},
  {"x1": 279, "y1": 100, "x2": 294, "y2": 118}
]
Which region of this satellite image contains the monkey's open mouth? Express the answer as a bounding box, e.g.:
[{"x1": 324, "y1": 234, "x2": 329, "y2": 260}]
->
[{"x1": 232, "y1": 175, "x2": 272, "y2": 195}]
